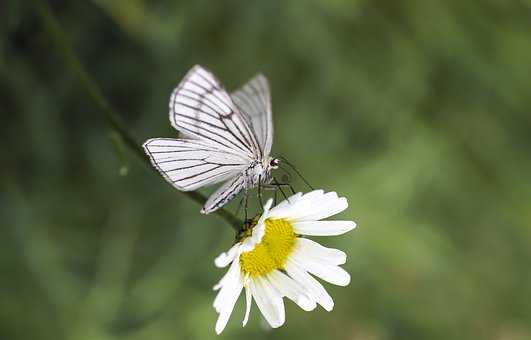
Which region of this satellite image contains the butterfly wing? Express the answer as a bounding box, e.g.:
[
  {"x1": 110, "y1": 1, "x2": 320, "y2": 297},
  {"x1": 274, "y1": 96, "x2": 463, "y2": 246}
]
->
[
  {"x1": 169, "y1": 65, "x2": 262, "y2": 160},
  {"x1": 146, "y1": 66, "x2": 272, "y2": 213},
  {"x1": 201, "y1": 174, "x2": 246, "y2": 214},
  {"x1": 143, "y1": 138, "x2": 249, "y2": 191},
  {"x1": 231, "y1": 73, "x2": 273, "y2": 156}
]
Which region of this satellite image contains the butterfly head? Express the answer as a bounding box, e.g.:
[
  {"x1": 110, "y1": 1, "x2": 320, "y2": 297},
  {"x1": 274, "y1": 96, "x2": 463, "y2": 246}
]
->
[{"x1": 269, "y1": 157, "x2": 280, "y2": 170}]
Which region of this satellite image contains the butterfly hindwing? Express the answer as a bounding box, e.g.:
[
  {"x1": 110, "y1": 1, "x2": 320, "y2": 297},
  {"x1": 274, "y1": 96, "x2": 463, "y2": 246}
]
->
[
  {"x1": 143, "y1": 138, "x2": 249, "y2": 191},
  {"x1": 201, "y1": 174, "x2": 246, "y2": 214},
  {"x1": 231, "y1": 73, "x2": 273, "y2": 156}
]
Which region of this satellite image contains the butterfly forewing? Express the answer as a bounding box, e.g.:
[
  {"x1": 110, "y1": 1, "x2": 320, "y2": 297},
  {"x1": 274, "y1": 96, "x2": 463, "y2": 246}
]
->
[{"x1": 169, "y1": 65, "x2": 261, "y2": 159}]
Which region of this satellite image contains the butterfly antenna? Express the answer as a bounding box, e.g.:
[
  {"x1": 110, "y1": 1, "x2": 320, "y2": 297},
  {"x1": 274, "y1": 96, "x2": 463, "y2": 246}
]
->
[{"x1": 278, "y1": 156, "x2": 314, "y2": 190}]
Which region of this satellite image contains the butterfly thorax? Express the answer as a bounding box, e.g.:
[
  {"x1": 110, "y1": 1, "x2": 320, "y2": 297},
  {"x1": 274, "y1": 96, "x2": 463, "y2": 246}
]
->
[{"x1": 242, "y1": 158, "x2": 275, "y2": 189}]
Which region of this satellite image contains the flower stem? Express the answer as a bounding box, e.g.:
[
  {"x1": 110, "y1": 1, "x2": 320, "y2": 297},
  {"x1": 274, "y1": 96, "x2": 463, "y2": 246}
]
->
[{"x1": 33, "y1": 0, "x2": 241, "y2": 231}]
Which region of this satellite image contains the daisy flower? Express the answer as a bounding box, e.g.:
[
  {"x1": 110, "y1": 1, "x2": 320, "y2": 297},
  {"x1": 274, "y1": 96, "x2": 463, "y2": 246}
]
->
[{"x1": 213, "y1": 190, "x2": 356, "y2": 334}]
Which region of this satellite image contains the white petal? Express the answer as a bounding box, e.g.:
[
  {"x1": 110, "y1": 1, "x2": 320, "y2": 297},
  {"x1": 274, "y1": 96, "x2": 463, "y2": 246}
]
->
[
  {"x1": 297, "y1": 196, "x2": 348, "y2": 222},
  {"x1": 285, "y1": 260, "x2": 334, "y2": 311},
  {"x1": 250, "y1": 276, "x2": 285, "y2": 328},
  {"x1": 213, "y1": 255, "x2": 238, "y2": 291},
  {"x1": 250, "y1": 198, "x2": 272, "y2": 243},
  {"x1": 213, "y1": 259, "x2": 241, "y2": 310},
  {"x1": 295, "y1": 189, "x2": 326, "y2": 202},
  {"x1": 213, "y1": 278, "x2": 224, "y2": 291},
  {"x1": 269, "y1": 190, "x2": 323, "y2": 218},
  {"x1": 214, "y1": 261, "x2": 244, "y2": 334},
  {"x1": 240, "y1": 199, "x2": 273, "y2": 252},
  {"x1": 215, "y1": 282, "x2": 243, "y2": 334},
  {"x1": 269, "y1": 190, "x2": 348, "y2": 222},
  {"x1": 294, "y1": 238, "x2": 347, "y2": 265},
  {"x1": 242, "y1": 285, "x2": 252, "y2": 327},
  {"x1": 268, "y1": 192, "x2": 303, "y2": 214},
  {"x1": 292, "y1": 220, "x2": 356, "y2": 236},
  {"x1": 268, "y1": 270, "x2": 316, "y2": 311},
  {"x1": 214, "y1": 243, "x2": 240, "y2": 268},
  {"x1": 291, "y1": 254, "x2": 351, "y2": 286}
]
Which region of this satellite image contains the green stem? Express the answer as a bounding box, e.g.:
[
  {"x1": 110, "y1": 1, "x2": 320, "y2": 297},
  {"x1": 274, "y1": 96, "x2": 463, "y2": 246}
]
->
[{"x1": 34, "y1": 0, "x2": 241, "y2": 231}]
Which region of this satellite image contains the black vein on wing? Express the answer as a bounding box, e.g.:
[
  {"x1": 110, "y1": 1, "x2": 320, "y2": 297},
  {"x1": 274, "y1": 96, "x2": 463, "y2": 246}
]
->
[
  {"x1": 177, "y1": 89, "x2": 226, "y2": 121},
  {"x1": 209, "y1": 177, "x2": 245, "y2": 210},
  {"x1": 165, "y1": 161, "x2": 243, "y2": 173},
  {"x1": 190, "y1": 70, "x2": 261, "y2": 155},
  {"x1": 176, "y1": 119, "x2": 251, "y2": 156},
  {"x1": 146, "y1": 139, "x2": 249, "y2": 160},
  {"x1": 182, "y1": 81, "x2": 229, "y2": 116},
  {"x1": 248, "y1": 79, "x2": 269, "y2": 147},
  {"x1": 182, "y1": 167, "x2": 238, "y2": 189},
  {"x1": 173, "y1": 75, "x2": 258, "y2": 157},
  {"x1": 223, "y1": 114, "x2": 261, "y2": 159},
  {"x1": 171, "y1": 164, "x2": 225, "y2": 183},
  {"x1": 194, "y1": 69, "x2": 234, "y2": 113},
  {"x1": 191, "y1": 73, "x2": 233, "y2": 115},
  {"x1": 233, "y1": 80, "x2": 269, "y2": 156}
]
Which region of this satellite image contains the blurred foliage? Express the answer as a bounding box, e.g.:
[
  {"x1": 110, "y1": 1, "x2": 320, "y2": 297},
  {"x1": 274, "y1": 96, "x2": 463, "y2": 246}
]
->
[{"x1": 2, "y1": 1, "x2": 531, "y2": 339}]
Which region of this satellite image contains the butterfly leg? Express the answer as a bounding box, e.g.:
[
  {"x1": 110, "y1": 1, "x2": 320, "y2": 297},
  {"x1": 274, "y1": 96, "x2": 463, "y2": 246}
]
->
[
  {"x1": 268, "y1": 177, "x2": 299, "y2": 203},
  {"x1": 243, "y1": 191, "x2": 249, "y2": 221},
  {"x1": 276, "y1": 184, "x2": 289, "y2": 202},
  {"x1": 284, "y1": 182, "x2": 296, "y2": 195},
  {"x1": 264, "y1": 178, "x2": 289, "y2": 202},
  {"x1": 272, "y1": 177, "x2": 296, "y2": 195},
  {"x1": 257, "y1": 175, "x2": 265, "y2": 211}
]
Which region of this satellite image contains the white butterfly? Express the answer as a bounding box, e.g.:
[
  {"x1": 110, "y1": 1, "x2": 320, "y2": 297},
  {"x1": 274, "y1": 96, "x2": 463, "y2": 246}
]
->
[{"x1": 143, "y1": 65, "x2": 279, "y2": 214}]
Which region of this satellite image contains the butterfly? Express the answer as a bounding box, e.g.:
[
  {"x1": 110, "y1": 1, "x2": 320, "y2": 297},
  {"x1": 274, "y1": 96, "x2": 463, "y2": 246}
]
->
[{"x1": 143, "y1": 65, "x2": 280, "y2": 214}]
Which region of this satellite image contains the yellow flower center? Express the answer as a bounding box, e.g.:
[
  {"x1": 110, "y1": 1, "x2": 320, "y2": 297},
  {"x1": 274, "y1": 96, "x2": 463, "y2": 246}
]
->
[{"x1": 239, "y1": 219, "x2": 296, "y2": 277}]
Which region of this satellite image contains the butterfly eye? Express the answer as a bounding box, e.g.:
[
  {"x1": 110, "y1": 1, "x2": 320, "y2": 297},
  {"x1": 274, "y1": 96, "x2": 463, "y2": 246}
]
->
[{"x1": 270, "y1": 158, "x2": 280, "y2": 168}]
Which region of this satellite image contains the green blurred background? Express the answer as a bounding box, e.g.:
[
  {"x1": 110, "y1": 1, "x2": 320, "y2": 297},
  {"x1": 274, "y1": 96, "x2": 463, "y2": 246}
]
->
[{"x1": 2, "y1": 1, "x2": 531, "y2": 339}]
